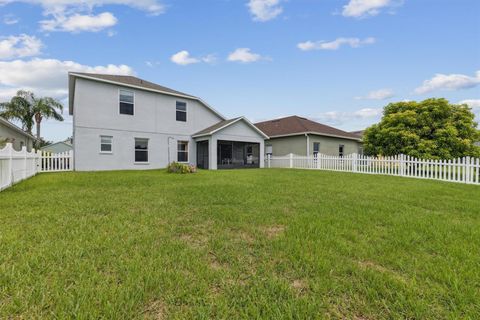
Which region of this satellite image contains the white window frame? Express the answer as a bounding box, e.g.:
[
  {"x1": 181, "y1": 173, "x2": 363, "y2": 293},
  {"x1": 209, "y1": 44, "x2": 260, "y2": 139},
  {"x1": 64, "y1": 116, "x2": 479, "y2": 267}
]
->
[
  {"x1": 176, "y1": 101, "x2": 187, "y2": 122},
  {"x1": 134, "y1": 137, "x2": 149, "y2": 164},
  {"x1": 119, "y1": 89, "x2": 135, "y2": 115},
  {"x1": 177, "y1": 141, "x2": 189, "y2": 163},
  {"x1": 100, "y1": 135, "x2": 113, "y2": 154}
]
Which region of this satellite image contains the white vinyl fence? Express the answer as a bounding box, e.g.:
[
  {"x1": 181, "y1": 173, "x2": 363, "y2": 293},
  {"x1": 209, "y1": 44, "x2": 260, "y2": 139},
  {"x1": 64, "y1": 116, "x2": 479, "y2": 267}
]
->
[
  {"x1": 266, "y1": 153, "x2": 480, "y2": 185},
  {"x1": 0, "y1": 143, "x2": 73, "y2": 191}
]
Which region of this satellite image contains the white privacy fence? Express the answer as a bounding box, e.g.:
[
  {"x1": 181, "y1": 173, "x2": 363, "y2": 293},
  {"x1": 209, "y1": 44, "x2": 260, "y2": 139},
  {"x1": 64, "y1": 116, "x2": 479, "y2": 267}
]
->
[
  {"x1": 0, "y1": 143, "x2": 73, "y2": 191},
  {"x1": 266, "y1": 153, "x2": 480, "y2": 185}
]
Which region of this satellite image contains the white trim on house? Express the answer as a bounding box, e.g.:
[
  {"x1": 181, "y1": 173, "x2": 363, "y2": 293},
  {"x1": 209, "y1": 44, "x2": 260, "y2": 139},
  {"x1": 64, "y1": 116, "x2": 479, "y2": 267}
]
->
[
  {"x1": 267, "y1": 131, "x2": 361, "y2": 142},
  {"x1": 69, "y1": 72, "x2": 226, "y2": 120},
  {"x1": 192, "y1": 117, "x2": 270, "y2": 139}
]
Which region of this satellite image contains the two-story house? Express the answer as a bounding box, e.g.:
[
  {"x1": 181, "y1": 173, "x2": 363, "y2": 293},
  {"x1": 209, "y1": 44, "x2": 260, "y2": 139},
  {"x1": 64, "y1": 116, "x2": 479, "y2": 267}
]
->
[{"x1": 69, "y1": 73, "x2": 268, "y2": 171}]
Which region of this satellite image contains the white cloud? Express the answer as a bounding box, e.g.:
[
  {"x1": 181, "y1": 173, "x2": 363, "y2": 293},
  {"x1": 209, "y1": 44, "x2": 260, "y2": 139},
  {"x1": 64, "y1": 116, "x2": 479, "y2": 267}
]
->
[
  {"x1": 170, "y1": 51, "x2": 217, "y2": 66},
  {"x1": 227, "y1": 48, "x2": 264, "y2": 63},
  {"x1": 414, "y1": 70, "x2": 480, "y2": 94},
  {"x1": 459, "y1": 99, "x2": 480, "y2": 109},
  {"x1": 171, "y1": 51, "x2": 199, "y2": 65},
  {"x1": 0, "y1": 58, "x2": 133, "y2": 101},
  {"x1": 298, "y1": 37, "x2": 375, "y2": 51},
  {"x1": 0, "y1": 0, "x2": 165, "y2": 15},
  {"x1": 0, "y1": 0, "x2": 164, "y2": 33},
  {"x1": 342, "y1": 0, "x2": 401, "y2": 18},
  {"x1": 202, "y1": 54, "x2": 217, "y2": 64},
  {"x1": 248, "y1": 0, "x2": 283, "y2": 22},
  {"x1": 40, "y1": 12, "x2": 117, "y2": 32},
  {"x1": 3, "y1": 14, "x2": 19, "y2": 25},
  {"x1": 313, "y1": 107, "x2": 382, "y2": 125},
  {"x1": 145, "y1": 60, "x2": 160, "y2": 67},
  {"x1": 355, "y1": 88, "x2": 395, "y2": 100},
  {"x1": 0, "y1": 34, "x2": 43, "y2": 59}
]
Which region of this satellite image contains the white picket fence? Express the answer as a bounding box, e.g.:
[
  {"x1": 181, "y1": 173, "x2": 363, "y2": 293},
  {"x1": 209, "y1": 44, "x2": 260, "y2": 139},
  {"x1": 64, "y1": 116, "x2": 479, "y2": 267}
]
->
[
  {"x1": 266, "y1": 153, "x2": 480, "y2": 185},
  {"x1": 0, "y1": 143, "x2": 73, "y2": 191}
]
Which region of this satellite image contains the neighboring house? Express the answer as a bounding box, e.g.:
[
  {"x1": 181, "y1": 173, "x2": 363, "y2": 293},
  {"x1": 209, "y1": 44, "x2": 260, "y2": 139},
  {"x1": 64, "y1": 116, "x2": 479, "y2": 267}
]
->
[
  {"x1": 69, "y1": 72, "x2": 267, "y2": 171},
  {"x1": 255, "y1": 116, "x2": 363, "y2": 157},
  {"x1": 0, "y1": 117, "x2": 36, "y2": 151},
  {"x1": 41, "y1": 140, "x2": 73, "y2": 154}
]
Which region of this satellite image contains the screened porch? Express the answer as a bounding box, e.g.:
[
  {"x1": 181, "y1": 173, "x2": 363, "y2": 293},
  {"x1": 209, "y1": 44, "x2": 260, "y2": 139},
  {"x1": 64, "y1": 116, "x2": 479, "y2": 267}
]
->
[{"x1": 216, "y1": 140, "x2": 260, "y2": 169}]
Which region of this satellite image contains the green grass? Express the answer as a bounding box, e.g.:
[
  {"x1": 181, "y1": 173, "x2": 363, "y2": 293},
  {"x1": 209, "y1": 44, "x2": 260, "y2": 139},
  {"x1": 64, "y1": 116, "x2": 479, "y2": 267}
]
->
[{"x1": 1, "y1": 169, "x2": 479, "y2": 319}]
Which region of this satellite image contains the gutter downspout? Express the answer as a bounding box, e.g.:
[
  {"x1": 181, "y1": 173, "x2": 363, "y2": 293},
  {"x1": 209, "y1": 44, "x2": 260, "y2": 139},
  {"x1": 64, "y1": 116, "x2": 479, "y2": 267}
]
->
[{"x1": 305, "y1": 133, "x2": 309, "y2": 157}]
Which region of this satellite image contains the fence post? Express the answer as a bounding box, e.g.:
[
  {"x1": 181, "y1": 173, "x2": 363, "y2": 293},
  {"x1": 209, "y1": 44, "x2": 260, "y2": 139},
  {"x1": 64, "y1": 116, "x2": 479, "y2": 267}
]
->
[
  {"x1": 289, "y1": 153, "x2": 293, "y2": 168},
  {"x1": 22, "y1": 146, "x2": 27, "y2": 180},
  {"x1": 400, "y1": 154, "x2": 405, "y2": 176},
  {"x1": 466, "y1": 156, "x2": 471, "y2": 184},
  {"x1": 352, "y1": 153, "x2": 357, "y2": 173},
  {"x1": 7, "y1": 143, "x2": 13, "y2": 187},
  {"x1": 36, "y1": 150, "x2": 41, "y2": 173}
]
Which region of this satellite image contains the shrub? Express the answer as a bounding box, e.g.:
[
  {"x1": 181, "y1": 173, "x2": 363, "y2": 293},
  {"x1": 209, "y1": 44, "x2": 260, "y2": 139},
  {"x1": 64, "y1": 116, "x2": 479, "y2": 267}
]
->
[{"x1": 167, "y1": 162, "x2": 197, "y2": 174}]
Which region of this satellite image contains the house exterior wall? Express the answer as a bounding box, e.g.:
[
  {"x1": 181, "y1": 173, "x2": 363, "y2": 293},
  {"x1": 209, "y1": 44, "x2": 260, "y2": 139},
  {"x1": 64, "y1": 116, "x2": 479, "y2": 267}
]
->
[
  {"x1": 266, "y1": 134, "x2": 362, "y2": 157},
  {"x1": 0, "y1": 123, "x2": 34, "y2": 151},
  {"x1": 197, "y1": 120, "x2": 265, "y2": 170},
  {"x1": 73, "y1": 78, "x2": 223, "y2": 171}
]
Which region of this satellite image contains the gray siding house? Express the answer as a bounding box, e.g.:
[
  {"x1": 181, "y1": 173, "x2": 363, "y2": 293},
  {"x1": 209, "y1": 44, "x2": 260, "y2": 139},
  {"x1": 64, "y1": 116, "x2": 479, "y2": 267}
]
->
[
  {"x1": 0, "y1": 117, "x2": 36, "y2": 151},
  {"x1": 69, "y1": 73, "x2": 267, "y2": 171},
  {"x1": 255, "y1": 116, "x2": 363, "y2": 157},
  {"x1": 41, "y1": 140, "x2": 73, "y2": 154}
]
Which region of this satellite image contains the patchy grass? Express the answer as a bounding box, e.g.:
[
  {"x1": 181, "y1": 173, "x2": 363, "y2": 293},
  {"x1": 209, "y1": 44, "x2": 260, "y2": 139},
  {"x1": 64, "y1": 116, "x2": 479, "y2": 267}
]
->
[{"x1": 0, "y1": 169, "x2": 479, "y2": 319}]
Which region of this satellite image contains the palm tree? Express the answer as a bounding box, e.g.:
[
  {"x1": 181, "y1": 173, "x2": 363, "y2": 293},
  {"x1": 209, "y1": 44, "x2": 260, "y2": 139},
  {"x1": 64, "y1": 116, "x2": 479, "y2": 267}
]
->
[
  {"x1": 32, "y1": 96, "x2": 64, "y2": 140},
  {"x1": 0, "y1": 90, "x2": 35, "y2": 134},
  {"x1": 0, "y1": 90, "x2": 64, "y2": 140}
]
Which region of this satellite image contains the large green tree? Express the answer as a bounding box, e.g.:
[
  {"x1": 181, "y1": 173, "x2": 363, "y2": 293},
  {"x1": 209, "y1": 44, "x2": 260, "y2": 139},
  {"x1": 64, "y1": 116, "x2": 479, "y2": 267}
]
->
[
  {"x1": 0, "y1": 90, "x2": 64, "y2": 140},
  {"x1": 363, "y1": 98, "x2": 480, "y2": 159}
]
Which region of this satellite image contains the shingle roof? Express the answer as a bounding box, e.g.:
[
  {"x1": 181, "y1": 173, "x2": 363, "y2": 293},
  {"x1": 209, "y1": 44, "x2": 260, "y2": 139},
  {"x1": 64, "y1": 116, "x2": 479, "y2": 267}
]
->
[
  {"x1": 254, "y1": 116, "x2": 360, "y2": 140},
  {"x1": 350, "y1": 130, "x2": 364, "y2": 138},
  {"x1": 70, "y1": 73, "x2": 196, "y2": 98}
]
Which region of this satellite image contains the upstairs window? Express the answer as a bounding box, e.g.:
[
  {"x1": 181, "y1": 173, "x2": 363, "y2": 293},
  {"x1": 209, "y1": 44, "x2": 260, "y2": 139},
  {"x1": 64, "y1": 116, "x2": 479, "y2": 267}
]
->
[
  {"x1": 119, "y1": 90, "x2": 134, "y2": 115},
  {"x1": 100, "y1": 136, "x2": 113, "y2": 153},
  {"x1": 135, "y1": 138, "x2": 148, "y2": 162},
  {"x1": 339, "y1": 144, "x2": 344, "y2": 157},
  {"x1": 176, "y1": 101, "x2": 187, "y2": 122},
  {"x1": 313, "y1": 142, "x2": 320, "y2": 155},
  {"x1": 177, "y1": 141, "x2": 189, "y2": 162}
]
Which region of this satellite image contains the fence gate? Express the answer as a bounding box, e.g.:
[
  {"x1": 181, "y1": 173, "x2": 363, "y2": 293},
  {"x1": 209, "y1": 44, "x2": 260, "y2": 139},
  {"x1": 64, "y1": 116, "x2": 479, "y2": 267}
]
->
[{"x1": 40, "y1": 150, "x2": 74, "y2": 172}]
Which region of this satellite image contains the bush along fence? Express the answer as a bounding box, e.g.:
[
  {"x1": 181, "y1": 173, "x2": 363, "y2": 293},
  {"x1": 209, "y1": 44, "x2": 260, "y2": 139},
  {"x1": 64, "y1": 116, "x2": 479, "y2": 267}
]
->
[
  {"x1": 0, "y1": 143, "x2": 73, "y2": 191},
  {"x1": 266, "y1": 153, "x2": 480, "y2": 185}
]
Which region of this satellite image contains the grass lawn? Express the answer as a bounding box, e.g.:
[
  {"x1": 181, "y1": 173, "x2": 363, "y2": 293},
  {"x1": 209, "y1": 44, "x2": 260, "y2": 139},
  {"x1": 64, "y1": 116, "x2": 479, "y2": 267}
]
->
[{"x1": 1, "y1": 169, "x2": 479, "y2": 319}]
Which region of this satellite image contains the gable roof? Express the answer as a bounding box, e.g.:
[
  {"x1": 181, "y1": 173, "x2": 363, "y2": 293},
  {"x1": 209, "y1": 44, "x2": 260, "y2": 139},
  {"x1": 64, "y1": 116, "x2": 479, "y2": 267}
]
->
[
  {"x1": 40, "y1": 141, "x2": 73, "y2": 151},
  {"x1": 254, "y1": 116, "x2": 360, "y2": 141},
  {"x1": 193, "y1": 117, "x2": 269, "y2": 139},
  {"x1": 68, "y1": 72, "x2": 225, "y2": 120},
  {"x1": 0, "y1": 117, "x2": 37, "y2": 140}
]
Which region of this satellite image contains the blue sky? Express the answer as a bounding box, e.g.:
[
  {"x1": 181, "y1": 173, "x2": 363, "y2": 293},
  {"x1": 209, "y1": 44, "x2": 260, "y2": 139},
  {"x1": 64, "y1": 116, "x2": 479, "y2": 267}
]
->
[{"x1": 0, "y1": 0, "x2": 479, "y2": 141}]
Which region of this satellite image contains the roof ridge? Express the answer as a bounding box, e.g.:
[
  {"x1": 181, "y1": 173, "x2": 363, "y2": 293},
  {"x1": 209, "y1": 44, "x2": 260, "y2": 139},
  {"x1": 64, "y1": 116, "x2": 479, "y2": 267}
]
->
[{"x1": 293, "y1": 115, "x2": 310, "y2": 132}]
